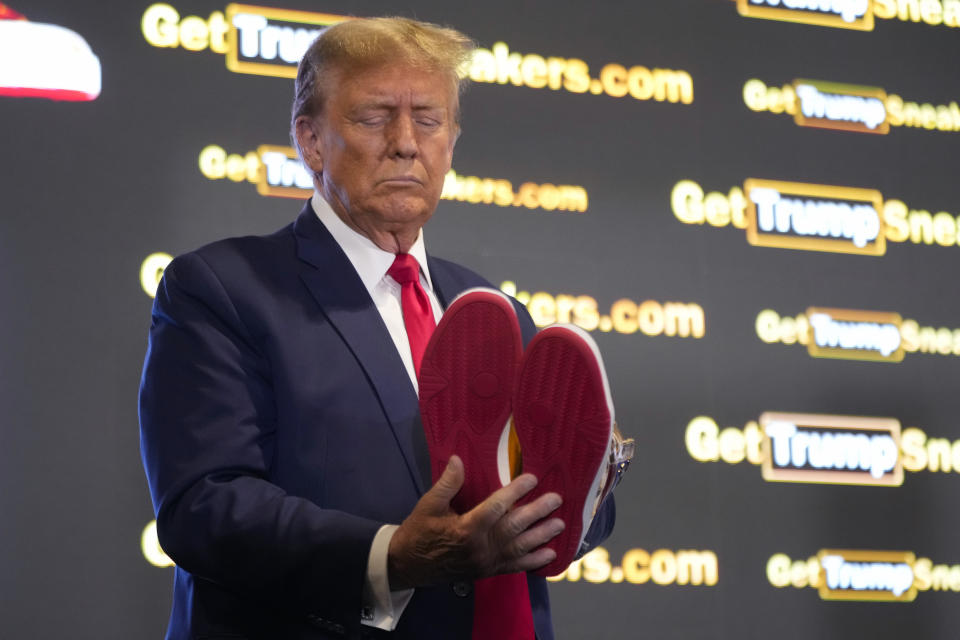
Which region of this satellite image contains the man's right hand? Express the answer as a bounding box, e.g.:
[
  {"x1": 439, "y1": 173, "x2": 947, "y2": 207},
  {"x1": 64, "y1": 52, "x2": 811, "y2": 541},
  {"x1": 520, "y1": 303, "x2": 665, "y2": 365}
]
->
[{"x1": 386, "y1": 455, "x2": 565, "y2": 590}]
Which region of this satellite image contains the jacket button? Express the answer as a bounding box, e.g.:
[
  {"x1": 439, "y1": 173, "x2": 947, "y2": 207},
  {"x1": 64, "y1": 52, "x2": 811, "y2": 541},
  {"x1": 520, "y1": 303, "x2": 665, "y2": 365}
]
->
[{"x1": 452, "y1": 581, "x2": 472, "y2": 597}]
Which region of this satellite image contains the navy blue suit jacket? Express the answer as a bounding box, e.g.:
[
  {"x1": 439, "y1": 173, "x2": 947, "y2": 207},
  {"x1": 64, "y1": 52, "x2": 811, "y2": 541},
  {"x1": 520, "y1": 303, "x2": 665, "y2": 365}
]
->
[{"x1": 139, "y1": 202, "x2": 614, "y2": 639}]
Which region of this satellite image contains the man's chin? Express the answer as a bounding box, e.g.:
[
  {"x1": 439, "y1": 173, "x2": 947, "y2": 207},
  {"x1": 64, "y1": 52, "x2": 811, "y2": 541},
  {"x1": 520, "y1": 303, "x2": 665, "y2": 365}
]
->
[{"x1": 370, "y1": 196, "x2": 438, "y2": 226}]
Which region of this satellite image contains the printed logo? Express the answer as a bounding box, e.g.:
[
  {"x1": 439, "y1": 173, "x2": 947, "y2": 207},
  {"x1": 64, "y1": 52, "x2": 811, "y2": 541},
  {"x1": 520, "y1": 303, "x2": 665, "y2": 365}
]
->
[
  {"x1": 143, "y1": 4, "x2": 694, "y2": 103},
  {"x1": 256, "y1": 144, "x2": 314, "y2": 196},
  {"x1": 684, "y1": 414, "x2": 960, "y2": 480},
  {"x1": 817, "y1": 549, "x2": 916, "y2": 601},
  {"x1": 793, "y1": 79, "x2": 888, "y2": 133},
  {"x1": 744, "y1": 77, "x2": 960, "y2": 135},
  {"x1": 744, "y1": 179, "x2": 885, "y2": 255},
  {"x1": 805, "y1": 307, "x2": 903, "y2": 362},
  {"x1": 225, "y1": 4, "x2": 345, "y2": 78},
  {"x1": 734, "y1": 0, "x2": 960, "y2": 30},
  {"x1": 760, "y1": 412, "x2": 903, "y2": 486},
  {"x1": 770, "y1": 550, "x2": 960, "y2": 599},
  {"x1": 199, "y1": 144, "x2": 590, "y2": 213},
  {"x1": 0, "y1": 5, "x2": 102, "y2": 101},
  {"x1": 548, "y1": 545, "x2": 719, "y2": 587},
  {"x1": 735, "y1": 0, "x2": 874, "y2": 30},
  {"x1": 756, "y1": 307, "x2": 960, "y2": 361}
]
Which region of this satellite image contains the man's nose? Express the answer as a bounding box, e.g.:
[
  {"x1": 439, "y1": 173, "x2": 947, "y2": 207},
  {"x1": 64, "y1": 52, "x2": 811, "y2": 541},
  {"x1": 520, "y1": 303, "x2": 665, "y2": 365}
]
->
[{"x1": 388, "y1": 116, "x2": 418, "y2": 158}]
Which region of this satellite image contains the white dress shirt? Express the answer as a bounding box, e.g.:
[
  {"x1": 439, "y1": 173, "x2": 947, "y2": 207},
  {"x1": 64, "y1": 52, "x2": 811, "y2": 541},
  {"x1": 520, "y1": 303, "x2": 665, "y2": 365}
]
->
[{"x1": 311, "y1": 192, "x2": 442, "y2": 631}]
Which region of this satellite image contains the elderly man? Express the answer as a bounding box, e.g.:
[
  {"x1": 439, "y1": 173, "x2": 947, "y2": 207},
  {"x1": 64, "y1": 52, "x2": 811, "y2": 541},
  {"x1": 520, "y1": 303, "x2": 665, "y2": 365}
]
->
[{"x1": 140, "y1": 16, "x2": 614, "y2": 640}]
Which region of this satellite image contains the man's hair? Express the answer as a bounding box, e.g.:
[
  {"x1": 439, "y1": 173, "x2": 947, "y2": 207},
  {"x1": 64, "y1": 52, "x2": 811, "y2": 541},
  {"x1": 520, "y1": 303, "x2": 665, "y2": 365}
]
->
[{"x1": 291, "y1": 16, "x2": 475, "y2": 159}]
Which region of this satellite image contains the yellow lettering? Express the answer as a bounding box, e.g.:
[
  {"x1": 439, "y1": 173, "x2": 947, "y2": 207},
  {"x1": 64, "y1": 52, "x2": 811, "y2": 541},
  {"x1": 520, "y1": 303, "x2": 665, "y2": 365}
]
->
[
  {"x1": 142, "y1": 3, "x2": 180, "y2": 48},
  {"x1": 141, "y1": 520, "x2": 175, "y2": 567},
  {"x1": 909, "y1": 209, "x2": 935, "y2": 244},
  {"x1": 921, "y1": 0, "x2": 944, "y2": 23},
  {"x1": 767, "y1": 554, "x2": 791, "y2": 588},
  {"x1": 729, "y1": 187, "x2": 748, "y2": 228},
  {"x1": 928, "y1": 438, "x2": 952, "y2": 471},
  {"x1": 719, "y1": 427, "x2": 746, "y2": 464},
  {"x1": 743, "y1": 79, "x2": 768, "y2": 111},
  {"x1": 675, "y1": 551, "x2": 718, "y2": 586},
  {"x1": 654, "y1": 69, "x2": 693, "y2": 104},
  {"x1": 914, "y1": 557, "x2": 932, "y2": 590},
  {"x1": 199, "y1": 144, "x2": 226, "y2": 179},
  {"x1": 528, "y1": 292, "x2": 556, "y2": 327},
  {"x1": 140, "y1": 253, "x2": 174, "y2": 298},
  {"x1": 619, "y1": 549, "x2": 649, "y2": 584},
  {"x1": 887, "y1": 94, "x2": 905, "y2": 126},
  {"x1": 663, "y1": 303, "x2": 705, "y2": 338},
  {"x1": 704, "y1": 192, "x2": 731, "y2": 227},
  {"x1": 671, "y1": 180, "x2": 705, "y2": 224},
  {"x1": 686, "y1": 416, "x2": 720, "y2": 462},
  {"x1": 520, "y1": 54, "x2": 548, "y2": 89},
  {"x1": 627, "y1": 66, "x2": 654, "y2": 101},
  {"x1": 573, "y1": 296, "x2": 600, "y2": 332},
  {"x1": 933, "y1": 212, "x2": 957, "y2": 246},
  {"x1": 600, "y1": 64, "x2": 628, "y2": 98},
  {"x1": 744, "y1": 421, "x2": 764, "y2": 465},
  {"x1": 901, "y1": 319, "x2": 919, "y2": 352},
  {"x1": 901, "y1": 428, "x2": 928, "y2": 471},
  {"x1": 756, "y1": 309, "x2": 781, "y2": 343},
  {"x1": 650, "y1": 549, "x2": 677, "y2": 585},
  {"x1": 581, "y1": 547, "x2": 612, "y2": 583},
  {"x1": 546, "y1": 57, "x2": 566, "y2": 90},
  {"x1": 554, "y1": 294, "x2": 576, "y2": 324},
  {"x1": 563, "y1": 58, "x2": 590, "y2": 94},
  {"x1": 874, "y1": 0, "x2": 897, "y2": 18},
  {"x1": 611, "y1": 299, "x2": 639, "y2": 334},
  {"x1": 883, "y1": 199, "x2": 909, "y2": 242},
  {"x1": 637, "y1": 301, "x2": 665, "y2": 336},
  {"x1": 178, "y1": 15, "x2": 209, "y2": 51}
]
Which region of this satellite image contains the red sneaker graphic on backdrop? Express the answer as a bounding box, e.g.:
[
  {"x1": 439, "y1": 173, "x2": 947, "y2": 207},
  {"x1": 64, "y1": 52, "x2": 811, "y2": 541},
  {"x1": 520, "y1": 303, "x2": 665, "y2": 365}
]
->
[
  {"x1": 418, "y1": 287, "x2": 521, "y2": 511},
  {"x1": 513, "y1": 323, "x2": 616, "y2": 577},
  {"x1": 0, "y1": 4, "x2": 102, "y2": 101}
]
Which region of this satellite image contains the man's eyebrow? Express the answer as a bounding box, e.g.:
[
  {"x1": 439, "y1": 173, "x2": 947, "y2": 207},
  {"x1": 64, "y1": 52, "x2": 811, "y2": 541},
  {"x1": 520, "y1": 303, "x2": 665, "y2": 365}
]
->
[
  {"x1": 350, "y1": 100, "x2": 447, "y2": 114},
  {"x1": 351, "y1": 98, "x2": 396, "y2": 110}
]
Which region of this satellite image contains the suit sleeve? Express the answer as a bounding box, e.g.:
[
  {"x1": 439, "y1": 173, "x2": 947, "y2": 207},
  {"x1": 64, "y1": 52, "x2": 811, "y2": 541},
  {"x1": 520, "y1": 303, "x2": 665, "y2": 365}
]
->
[{"x1": 139, "y1": 252, "x2": 382, "y2": 628}]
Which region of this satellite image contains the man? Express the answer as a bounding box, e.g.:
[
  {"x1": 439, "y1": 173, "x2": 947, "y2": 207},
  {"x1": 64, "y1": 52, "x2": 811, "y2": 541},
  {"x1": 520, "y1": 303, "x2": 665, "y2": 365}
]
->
[{"x1": 140, "y1": 17, "x2": 614, "y2": 639}]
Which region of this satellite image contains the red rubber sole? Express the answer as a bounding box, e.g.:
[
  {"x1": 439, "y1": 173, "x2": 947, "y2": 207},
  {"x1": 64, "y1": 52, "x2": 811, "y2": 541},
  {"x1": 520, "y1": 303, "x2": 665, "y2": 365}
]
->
[
  {"x1": 418, "y1": 290, "x2": 522, "y2": 514},
  {"x1": 513, "y1": 325, "x2": 612, "y2": 577}
]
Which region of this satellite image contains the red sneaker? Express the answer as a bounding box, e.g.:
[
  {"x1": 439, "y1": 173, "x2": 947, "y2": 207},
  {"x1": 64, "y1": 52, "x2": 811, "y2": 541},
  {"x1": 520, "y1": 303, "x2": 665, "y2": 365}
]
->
[
  {"x1": 513, "y1": 324, "x2": 616, "y2": 577},
  {"x1": 417, "y1": 288, "x2": 522, "y2": 512}
]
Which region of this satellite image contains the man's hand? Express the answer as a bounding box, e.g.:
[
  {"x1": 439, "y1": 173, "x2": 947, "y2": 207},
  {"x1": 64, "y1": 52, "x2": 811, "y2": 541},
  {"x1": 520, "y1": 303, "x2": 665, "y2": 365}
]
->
[{"x1": 386, "y1": 455, "x2": 564, "y2": 590}]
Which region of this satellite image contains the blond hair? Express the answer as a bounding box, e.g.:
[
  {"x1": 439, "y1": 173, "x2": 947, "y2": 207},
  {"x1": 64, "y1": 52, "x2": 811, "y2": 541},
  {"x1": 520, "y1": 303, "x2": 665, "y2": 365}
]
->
[{"x1": 291, "y1": 17, "x2": 474, "y2": 157}]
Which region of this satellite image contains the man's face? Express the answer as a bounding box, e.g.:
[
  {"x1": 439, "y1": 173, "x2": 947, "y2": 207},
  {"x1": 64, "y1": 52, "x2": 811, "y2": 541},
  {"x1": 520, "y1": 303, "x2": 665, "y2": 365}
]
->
[{"x1": 301, "y1": 62, "x2": 458, "y2": 249}]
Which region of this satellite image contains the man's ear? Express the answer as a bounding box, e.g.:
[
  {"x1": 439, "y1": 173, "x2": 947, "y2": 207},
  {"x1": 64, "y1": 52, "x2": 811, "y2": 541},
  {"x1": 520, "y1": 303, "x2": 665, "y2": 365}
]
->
[{"x1": 295, "y1": 115, "x2": 324, "y2": 174}]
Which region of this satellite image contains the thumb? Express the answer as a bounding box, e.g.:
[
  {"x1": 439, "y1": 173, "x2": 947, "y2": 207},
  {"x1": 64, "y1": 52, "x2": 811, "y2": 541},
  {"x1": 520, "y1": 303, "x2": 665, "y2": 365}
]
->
[{"x1": 427, "y1": 455, "x2": 465, "y2": 506}]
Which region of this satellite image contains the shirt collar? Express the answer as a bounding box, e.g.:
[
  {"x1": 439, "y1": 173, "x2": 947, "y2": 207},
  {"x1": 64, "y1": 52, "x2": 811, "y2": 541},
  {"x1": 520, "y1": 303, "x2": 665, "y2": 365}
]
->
[{"x1": 311, "y1": 191, "x2": 434, "y2": 293}]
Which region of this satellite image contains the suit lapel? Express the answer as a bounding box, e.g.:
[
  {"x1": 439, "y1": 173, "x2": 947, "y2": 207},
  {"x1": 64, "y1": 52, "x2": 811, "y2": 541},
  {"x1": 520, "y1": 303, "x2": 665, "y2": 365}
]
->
[
  {"x1": 426, "y1": 255, "x2": 458, "y2": 309},
  {"x1": 293, "y1": 203, "x2": 428, "y2": 494}
]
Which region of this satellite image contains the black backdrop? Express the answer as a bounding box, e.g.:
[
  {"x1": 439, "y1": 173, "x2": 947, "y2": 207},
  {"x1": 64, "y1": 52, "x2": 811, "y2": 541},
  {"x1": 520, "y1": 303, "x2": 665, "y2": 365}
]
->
[{"x1": 3, "y1": 1, "x2": 960, "y2": 638}]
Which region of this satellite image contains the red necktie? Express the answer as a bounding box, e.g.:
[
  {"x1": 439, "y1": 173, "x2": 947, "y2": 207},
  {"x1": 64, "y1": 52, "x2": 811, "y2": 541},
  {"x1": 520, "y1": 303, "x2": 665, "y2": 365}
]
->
[
  {"x1": 387, "y1": 254, "x2": 436, "y2": 375},
  {"x1": 390, "y1": 253, "x2": 534, "y2": 639}
]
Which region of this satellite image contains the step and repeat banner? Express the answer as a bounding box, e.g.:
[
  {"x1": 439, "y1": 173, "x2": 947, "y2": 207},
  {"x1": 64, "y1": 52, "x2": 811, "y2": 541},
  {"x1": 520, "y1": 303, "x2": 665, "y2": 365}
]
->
[{"x1": 2, "y1": 1, "x2": 959, "y2": 638}]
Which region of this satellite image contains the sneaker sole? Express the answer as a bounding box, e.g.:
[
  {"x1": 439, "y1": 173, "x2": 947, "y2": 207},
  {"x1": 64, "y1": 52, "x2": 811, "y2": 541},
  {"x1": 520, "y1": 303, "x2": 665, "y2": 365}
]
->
[
  {"x1": 513, "y1": 324, "x2": 614, "y2": 577},
  {"x1": 418, "y1": 288, "x2": 522, "y2": 513}
]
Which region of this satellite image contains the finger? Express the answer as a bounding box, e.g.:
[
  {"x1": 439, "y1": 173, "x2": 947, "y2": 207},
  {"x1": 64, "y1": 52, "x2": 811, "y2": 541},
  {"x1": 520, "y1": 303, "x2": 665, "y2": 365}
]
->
[
  {"x1": 424, "y1": 455, "x2": 465, "y2": 506},
  {"x1": 498, "y1": 492, "x2": 562, "y2": 538},
  {"x1": 466, "y1": 473, "x2": 539, "y2": 530},
  {"x1": 504, "y1": 517, "x2": 564, "y2": 561},
  {"x1": 504, "y1": 545, "x2": 558, "y2": 575}
]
